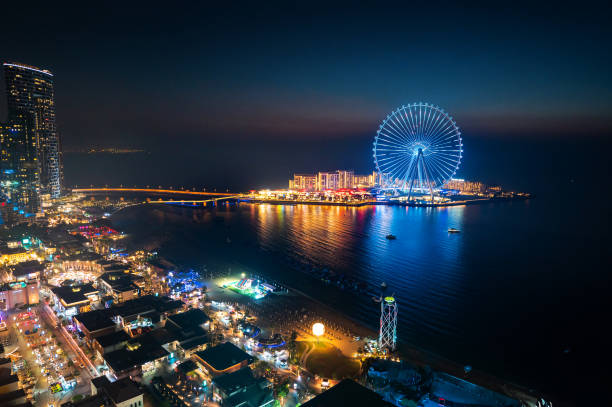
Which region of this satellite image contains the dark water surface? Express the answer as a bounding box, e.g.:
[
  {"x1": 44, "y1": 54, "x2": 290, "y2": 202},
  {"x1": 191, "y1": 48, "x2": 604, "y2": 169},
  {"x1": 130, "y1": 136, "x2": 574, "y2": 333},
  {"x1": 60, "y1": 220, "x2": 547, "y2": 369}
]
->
[
  {"x1": 111, "y1": 197, "x2": 607, "y2": 404},
  {"x1": 65, "y1": 137, "x2": 611, "y2": 405}
]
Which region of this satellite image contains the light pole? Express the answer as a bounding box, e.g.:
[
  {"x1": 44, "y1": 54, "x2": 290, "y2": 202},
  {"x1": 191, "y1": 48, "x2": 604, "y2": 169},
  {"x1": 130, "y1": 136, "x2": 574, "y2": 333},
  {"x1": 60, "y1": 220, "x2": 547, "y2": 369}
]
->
[{"x1": 312, "y1": 323, "x2": 324, "y2": 345}]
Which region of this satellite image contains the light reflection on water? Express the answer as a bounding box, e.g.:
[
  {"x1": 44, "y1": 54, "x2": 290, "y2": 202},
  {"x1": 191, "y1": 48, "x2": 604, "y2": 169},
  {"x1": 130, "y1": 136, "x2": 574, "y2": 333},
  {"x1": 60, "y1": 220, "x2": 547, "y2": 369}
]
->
[
  {"x1": 113, "y1": 199, "x2": 608, "y2": 401},
  {"x1": 250, "y1": 203, "x2": 467, "y2": 343}
]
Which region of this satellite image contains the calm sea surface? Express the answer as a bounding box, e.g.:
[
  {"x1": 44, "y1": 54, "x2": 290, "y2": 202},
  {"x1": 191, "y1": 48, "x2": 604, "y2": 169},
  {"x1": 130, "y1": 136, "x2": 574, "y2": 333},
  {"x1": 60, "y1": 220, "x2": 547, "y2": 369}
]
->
[
  {"x1": 65, "y1": 137, "x2": 610, "y2": 404},
  {"x1": 111, "y1": 197, "x2": 607, "y2": 404}
]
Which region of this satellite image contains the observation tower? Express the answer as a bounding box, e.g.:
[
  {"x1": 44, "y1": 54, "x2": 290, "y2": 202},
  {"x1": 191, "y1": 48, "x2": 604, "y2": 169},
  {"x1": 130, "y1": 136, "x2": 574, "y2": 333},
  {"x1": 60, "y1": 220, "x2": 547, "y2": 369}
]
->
[{"x1": 379, "y1": 296, "x2": 398, "y2": 351}]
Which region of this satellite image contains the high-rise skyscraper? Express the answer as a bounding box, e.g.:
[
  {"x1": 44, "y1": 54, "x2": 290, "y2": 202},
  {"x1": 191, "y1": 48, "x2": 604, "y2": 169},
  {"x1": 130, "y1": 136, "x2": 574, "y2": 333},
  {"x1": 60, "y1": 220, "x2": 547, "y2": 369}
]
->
[
  {"x1": 2, "y1": 62, "x2": 62, "y2": 208},
  {"x1": 0, "y1": 121, "x2": 40, "y2": 213}
]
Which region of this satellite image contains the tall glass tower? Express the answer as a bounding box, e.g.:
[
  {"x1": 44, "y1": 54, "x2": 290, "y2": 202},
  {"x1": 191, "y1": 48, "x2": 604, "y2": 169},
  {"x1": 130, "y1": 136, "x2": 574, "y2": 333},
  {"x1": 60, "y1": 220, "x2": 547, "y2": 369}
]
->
[
  {"x1": 3, "y1": 62, "x2": 62, "y2": 203},
  {"x1": 0, "y1": 121, "x2": 40, "y2": 214}
]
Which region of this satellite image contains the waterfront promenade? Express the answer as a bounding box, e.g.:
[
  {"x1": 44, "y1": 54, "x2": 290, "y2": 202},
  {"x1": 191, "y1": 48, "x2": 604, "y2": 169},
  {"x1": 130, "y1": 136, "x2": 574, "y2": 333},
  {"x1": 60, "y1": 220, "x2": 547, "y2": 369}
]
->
[{"x1": 203, "y1": 275, "x2": 542, "y2": 407}]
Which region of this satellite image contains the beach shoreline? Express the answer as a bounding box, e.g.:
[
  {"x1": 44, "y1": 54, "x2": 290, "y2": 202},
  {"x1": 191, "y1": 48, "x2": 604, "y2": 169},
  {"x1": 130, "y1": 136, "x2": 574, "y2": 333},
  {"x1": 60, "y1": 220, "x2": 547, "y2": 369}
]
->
[{"x1": 201, "y1": 273, "x2": 543, "y2": 406}]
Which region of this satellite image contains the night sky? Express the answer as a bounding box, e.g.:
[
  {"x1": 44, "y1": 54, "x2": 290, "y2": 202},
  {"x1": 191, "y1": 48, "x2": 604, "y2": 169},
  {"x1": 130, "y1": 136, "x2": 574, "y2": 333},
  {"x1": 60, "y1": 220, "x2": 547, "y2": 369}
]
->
[{"x1": 1, "y1": 3, "x2": 611, "y2": 188}]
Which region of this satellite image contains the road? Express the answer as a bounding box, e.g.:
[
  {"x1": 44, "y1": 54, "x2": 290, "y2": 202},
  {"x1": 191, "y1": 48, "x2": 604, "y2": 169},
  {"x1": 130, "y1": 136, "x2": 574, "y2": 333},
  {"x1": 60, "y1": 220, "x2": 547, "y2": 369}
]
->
[{"x1": 40, "y1": 303, "x2": 99, "y2": 379}]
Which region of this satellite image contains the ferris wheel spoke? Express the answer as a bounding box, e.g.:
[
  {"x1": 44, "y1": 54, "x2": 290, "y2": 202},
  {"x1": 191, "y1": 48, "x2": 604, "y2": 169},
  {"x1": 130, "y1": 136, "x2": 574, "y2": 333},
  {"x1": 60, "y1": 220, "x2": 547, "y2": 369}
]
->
[
  {"x1": 375, "y1": 141, "x2": 410, "y2": 152},
  {"x1": 424, "y1": 109, "x2": 447, "y2": 141},
  {"x1": 428, "y1": 150, "x2": 461, "y2": 159},
  {"x1": 407, "y1": 107, "x2": 420, "y2": 139},
  {"x1": 388, "y1": 117, "x2": 414, "y2": 143},
  {"x1": 392, "y1": 107, "x2": 413, "y2": 138},
  {"x1": 428, "y1": 146, "x2": 459, "y2": 155},
  {"x1": 398, "y1": 107, "x2": 417, "y2": 139},
  {"x1": 429, "y1": 154, "x2": 459, "y2": 170},
  {"x1": 400, "y1": 106, "x2": 418, "y2": 137},
  {"x1": 384, "y1": 157, "x2": 412, "y2": 184},
  {"x1": 428, "y1": 120, "x2": 456, "y2": 144},
  {"x1": 378, "y1": 129, "x2": 410, "y2": 147},
  {"x1": 382, "y1": 121, "x2": 411, "y2": 145},
  {"x1": 429, "y1": 125, "x2": 459, "y2": 147},
  {"x1": 420, "y1": 107, "x2": 439, "y2": 141},
  {"x1": 423, "y1": 106, "x2": 438, "y2": 140},
  {"x1": 425, "y1": 157, "x2": 453, "y2": 184},
  {"x1": 394, "y1": 157, "x2": 414, "y2": 187}
]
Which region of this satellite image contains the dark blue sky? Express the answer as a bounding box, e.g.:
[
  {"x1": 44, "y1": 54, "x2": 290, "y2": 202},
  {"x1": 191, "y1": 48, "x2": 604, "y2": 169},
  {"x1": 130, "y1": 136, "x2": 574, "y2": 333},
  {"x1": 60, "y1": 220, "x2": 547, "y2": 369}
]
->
[{"x1": 1, "y1": 2, "x2": 611, "y2": 153}]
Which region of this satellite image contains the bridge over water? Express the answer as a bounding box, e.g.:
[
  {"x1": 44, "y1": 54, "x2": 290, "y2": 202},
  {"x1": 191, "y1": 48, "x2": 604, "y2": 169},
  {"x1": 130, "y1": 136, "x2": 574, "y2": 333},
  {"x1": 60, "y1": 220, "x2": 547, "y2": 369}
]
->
[{"x1": 71, "y1": 187, "x2": 243, "y2": 206}]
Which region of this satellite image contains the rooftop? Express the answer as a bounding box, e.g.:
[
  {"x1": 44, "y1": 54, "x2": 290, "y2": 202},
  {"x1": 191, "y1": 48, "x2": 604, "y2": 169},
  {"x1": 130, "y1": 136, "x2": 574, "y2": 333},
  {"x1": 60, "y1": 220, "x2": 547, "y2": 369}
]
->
[
  {"x1": 167, "y1": 308, "x2": 210, "y2": 328},
  {"x1": 103, "y1": 329, "x2": 173, "y2": 373},
  {"x1": 93, "y1": 329, "x2": 130, "y2": 348},
  {"x1": 10, "y1": 260, "x2": 46, "y2": 276},
  {"x1": 165, "y1": 308, "x2": 210, "y2": 342},
  {"x1": 67, "y1": 376, "x2": 142, "y2": 406},
  {"x1": 98, "y1": 271, "x2": 142, "y2": 293},
  {"x1": 103, "y1": 377, "x2": 143, "y2": 403},
  {"x1": 301, "y1": 379, "x2": 393, "y2": 407},
  {"x1": 0, "y1": 246, "x2": 28, "y2": 255},
  {"x1": 52, "y1": 283, "x2": 97, "y2": 305},
  {"x1": 75, "y1": 295, "x2": 182, "y2": 331},
  {"x1": 178, "y1": 334, "x2": 209, "y2": 351},
  {"x1": 91, "y1": 375, "x2": 111, "y2": 389},
  {"x1": 74, "y1": 309, "x2": 115, "y2": 332},
  {"x1": 213, "y1": 366, "x2": 258, "y2": 395},
  {"x1": 61, "y1": 252, "x2": 103, "y2": 262},
  {"x1": 194, "y1": 342, "x2": 254, "y2": 372},
  {"x1": 176, "y1": 359, "x2": 198, "y2": 375},
  {"x1": 0, "y1": 366, "x2": 19, "y2": 385},
  {"x1": 225, "y1": 381, "x2": 274, "y2": 407},
  {"x1": 3, "y1": 62, "x2": 53, "y2": 76},
  {"x1": 0, "y1": 388, "x2": 26, "y2": 404},
  {"x1": 104, "y1": 341, "x2": 168, "y2": 373}
]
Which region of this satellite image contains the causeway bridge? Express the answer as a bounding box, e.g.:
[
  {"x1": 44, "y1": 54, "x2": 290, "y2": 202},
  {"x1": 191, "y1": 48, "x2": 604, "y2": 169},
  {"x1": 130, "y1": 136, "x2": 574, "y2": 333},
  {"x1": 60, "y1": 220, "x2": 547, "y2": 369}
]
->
[{"x1": 71, "y1": 187, "x2": 243, "y2": 206}]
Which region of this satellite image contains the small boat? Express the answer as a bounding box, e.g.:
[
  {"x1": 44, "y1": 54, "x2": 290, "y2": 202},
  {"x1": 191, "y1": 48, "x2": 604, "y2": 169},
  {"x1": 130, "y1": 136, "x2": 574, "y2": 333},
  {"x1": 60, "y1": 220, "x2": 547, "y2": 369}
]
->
[
  {"x1": 381, "y1": 282, "x2": 387, "y2": 289},
  {"x1": 448, "y1": 228, "x2": 461, "y2": 233},
  {"x1": 385, "y1": 234, "x2": 397, "y2": 240}
]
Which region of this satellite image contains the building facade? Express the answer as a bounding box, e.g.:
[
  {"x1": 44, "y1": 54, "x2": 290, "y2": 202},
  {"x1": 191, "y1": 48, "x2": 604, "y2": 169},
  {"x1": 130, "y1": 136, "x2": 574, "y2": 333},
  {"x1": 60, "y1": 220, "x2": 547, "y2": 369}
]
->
[
  {"x1": 2, "y1": 62, "x2": 62, "y2": 211},
  {"x1": 291, "y1": 170, "x2": 377, "y2": 191},
  {"x1": 443, "y1": 178, "x2": 485, "y2": 194},
  {"x1": 289, "y1": 174, "x2": 317, "y2": 191},
  {"x1": 0, "y1": 121, "x2": 40, "y2": 214}
]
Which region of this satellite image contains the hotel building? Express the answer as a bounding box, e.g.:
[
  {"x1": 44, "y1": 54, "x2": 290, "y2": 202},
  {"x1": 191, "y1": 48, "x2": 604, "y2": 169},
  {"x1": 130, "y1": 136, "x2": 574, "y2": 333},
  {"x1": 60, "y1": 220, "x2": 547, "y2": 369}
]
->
[
  {"x1": 1, "y1": 62, "x2": 63, "y2": 213},
  {"x1": 290, "y1": 170, "x2": 377, "y2": 191}
]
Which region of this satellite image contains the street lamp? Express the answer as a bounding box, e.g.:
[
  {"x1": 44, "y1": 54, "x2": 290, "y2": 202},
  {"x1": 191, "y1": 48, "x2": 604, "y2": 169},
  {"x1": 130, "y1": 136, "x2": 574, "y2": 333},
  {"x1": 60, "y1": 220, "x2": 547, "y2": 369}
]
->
[{"x1": 312, "y1": 323, "x2": 324, "y2": 338}]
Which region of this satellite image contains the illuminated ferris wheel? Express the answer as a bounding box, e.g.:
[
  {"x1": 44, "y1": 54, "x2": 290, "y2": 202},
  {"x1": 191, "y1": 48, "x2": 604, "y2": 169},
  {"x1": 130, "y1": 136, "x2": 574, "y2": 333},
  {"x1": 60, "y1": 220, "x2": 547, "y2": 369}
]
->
[{"x1": 373, "y1": 103, "x2": 463, "y2": 198}]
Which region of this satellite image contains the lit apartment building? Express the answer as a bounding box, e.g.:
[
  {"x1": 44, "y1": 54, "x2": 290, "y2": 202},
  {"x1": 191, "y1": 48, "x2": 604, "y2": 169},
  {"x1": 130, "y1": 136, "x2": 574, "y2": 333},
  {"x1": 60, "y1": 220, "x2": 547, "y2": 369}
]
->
[
  {"x1": 0, "y1": 121, "x2": 40, "y2": 214},
  {"x1": 337, "y1": 170, "x2": 354, "y2": 189},
  {"x1": 289, "y1": 170, "x2": 381, "y2": 191},
  {"x1": 444, "y1": 178, "x2": 485, "y2": 194},
  {"x1": 317, "y1": 172, "x2": 339, "y2": 190},
  {"x1": 354, "y1": 171, "x2": 379, "y2": 188},
  {"x1": 2, "y1": 62, "x2": 63, "y2": 207},
  {"x1": 289, "y1": 174, "x2": 317, "y2": 191}
]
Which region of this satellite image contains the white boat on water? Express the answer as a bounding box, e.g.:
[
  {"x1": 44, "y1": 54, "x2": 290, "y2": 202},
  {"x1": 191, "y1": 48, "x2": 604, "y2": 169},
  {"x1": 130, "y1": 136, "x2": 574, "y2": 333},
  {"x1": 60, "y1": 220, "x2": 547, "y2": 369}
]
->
[{"x1": 448, "y1": 228, "x2": 461, "y2": 233}]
